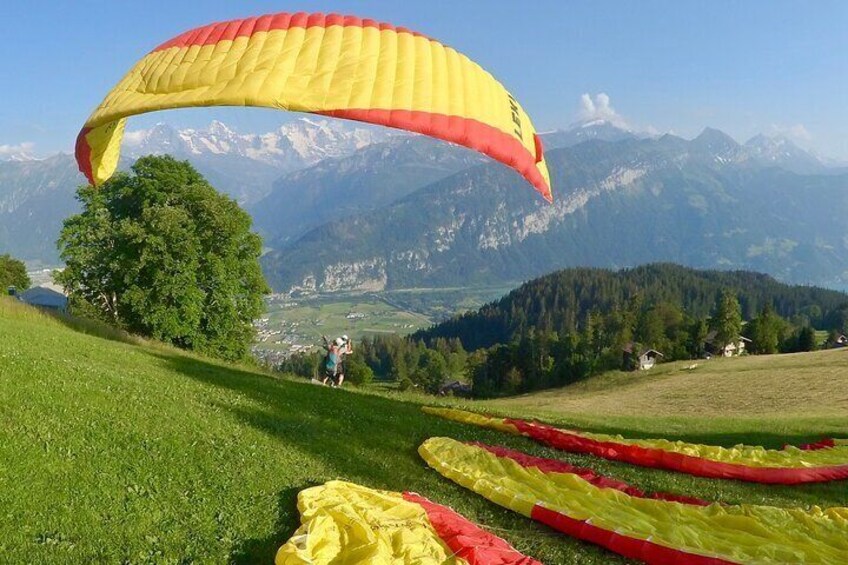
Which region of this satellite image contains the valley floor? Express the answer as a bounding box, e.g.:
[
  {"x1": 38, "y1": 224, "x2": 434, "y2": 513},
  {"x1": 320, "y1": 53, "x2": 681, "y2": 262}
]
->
[{"x1": 2, "y1": 297, "x2": 847, "y2": 563}]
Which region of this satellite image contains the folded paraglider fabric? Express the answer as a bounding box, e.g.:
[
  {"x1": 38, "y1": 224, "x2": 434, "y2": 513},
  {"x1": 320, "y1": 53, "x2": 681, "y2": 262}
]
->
[
  {"x1": 275, "y1": 480, "x2": 541, "y2": 564},
  {"x1": 423, "y1": 407, "x2": 848, "y2": 484},
  {"x1": 419, "y1": 437, "x2": 848, "y2": 564}
]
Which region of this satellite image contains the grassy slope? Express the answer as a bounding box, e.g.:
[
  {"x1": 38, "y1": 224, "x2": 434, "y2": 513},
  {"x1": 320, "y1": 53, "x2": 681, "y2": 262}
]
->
[
  {"x1": 2, "y1": 298, "x2": 847, "y2": 563},
  {"x1": 486, "y1": 351, "x2": 848, "y2": 421}
]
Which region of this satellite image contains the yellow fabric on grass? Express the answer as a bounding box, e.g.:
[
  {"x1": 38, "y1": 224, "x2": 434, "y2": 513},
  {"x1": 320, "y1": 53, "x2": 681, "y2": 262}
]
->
[
  {"x1": 422, "y1": 406, "x2": 848, "y2": 468},
  {"x1": 275, "y1": 480, "x2": 466, "y2": 564},
  {"x1": 419, "y1": 437, "x2": 848, "y2": 564}
]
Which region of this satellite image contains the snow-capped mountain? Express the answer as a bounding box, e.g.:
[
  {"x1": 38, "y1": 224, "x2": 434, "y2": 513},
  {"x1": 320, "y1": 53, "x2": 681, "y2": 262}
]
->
[
  {"x1": 120, "y1": 117, "x2": 405, "y2": 204},
  {"x1": 541, "y1": 119, "x2": 639, "y2": 150},
  {"x1": 745, "y1": 134, "x2": 825, "y2": 174},
  {"x1": 123, "y1": 118, "x2": 401, "y2": 171},
  {"x1": 0, "y1": 144, "x2": 38, "y2": 162},
  {"x1": 261, "y1": 128, "x2": 848, "y2": 293}
]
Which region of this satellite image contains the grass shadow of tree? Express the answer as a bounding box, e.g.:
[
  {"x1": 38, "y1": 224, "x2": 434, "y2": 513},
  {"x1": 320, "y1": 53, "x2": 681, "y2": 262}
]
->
[
  {"x1": 229, "y1": 485, "x2": 303, "y2": 565},
  {"x1": 145, "y1": 348, "x2": 848, "y2": 562}
]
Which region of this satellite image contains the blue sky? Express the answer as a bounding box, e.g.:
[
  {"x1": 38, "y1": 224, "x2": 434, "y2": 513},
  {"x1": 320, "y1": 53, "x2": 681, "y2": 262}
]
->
[{"x1": 2, "y1": 1, "x2": 846, "y2": 160}]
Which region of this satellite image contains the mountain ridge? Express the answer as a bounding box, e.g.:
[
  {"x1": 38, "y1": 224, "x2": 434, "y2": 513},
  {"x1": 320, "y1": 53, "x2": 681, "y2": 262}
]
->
[
  {"x1": 261, "y1": 134, "x2": 848, "y2": 293},
  {"x1": 1, "y1": 120, "x2": 841, "y2": 276}
]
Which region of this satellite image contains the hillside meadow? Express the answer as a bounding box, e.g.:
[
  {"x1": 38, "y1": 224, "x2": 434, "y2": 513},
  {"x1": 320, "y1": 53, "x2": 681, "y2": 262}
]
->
[
  {"x1": 485, "y1": 350, "x2": 848, "y2": 421},
  {"x1": 2, "y1": 297, "x2": 847, "y2": 563}
]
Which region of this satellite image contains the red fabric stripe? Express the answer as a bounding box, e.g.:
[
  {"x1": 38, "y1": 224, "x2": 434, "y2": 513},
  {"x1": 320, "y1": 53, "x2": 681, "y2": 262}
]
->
[
  {"x1": 533, "y1": 133, "x2": 544, "y2": 164},
  {"x1": 74, "y1": 128, "x2": 95, "y2": 185},
  {"x1": 796, "y1": 438, "x2": 837, "y2": 451},
  {"x1": 402, "y1": 492, "x2": 541, "y2": 565},
  {"x1": 505, "y1": 419, "x2": 848, "y2": 484},
  {"x1": 153, "y1": 12, "x2": 432, "y2": 52},
  {"x1": 319, "y1": 109, "x2": 552, "y2": 201},
  {"x1": 472, "y1": 442, "x2": 711, "y2": 506},
  {"x1": 531, "y1": 505, "x2": 736, "y2": 565}
]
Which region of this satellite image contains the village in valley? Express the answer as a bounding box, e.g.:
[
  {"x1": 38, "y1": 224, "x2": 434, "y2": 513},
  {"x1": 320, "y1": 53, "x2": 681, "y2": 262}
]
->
[{"x1": 250, "y1": 291, "x2": 429, "y2": 367}]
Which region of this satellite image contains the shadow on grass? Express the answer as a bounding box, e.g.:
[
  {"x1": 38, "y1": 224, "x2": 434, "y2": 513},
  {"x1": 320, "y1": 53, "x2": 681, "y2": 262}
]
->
[
  {"x1": 44, "y1": 308, "x2": 143, "y2": 347},
  {"x1": 143, "y1": 349, "x2": 848, "y2": 562},
  {"x1": 229, "y1": 486, "x2": 303, "y2": 565}
]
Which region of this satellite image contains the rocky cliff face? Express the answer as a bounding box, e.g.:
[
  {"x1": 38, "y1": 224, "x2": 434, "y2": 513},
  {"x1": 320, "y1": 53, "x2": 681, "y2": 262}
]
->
[{"x1": 262, "y1": 134, "x2": 848, "y2": 293}]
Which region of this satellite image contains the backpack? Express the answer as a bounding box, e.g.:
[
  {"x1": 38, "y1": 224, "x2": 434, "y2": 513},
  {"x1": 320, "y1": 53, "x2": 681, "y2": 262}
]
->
[{"x1": 325, "y1": 350, "x2": 339, "y2": 373}]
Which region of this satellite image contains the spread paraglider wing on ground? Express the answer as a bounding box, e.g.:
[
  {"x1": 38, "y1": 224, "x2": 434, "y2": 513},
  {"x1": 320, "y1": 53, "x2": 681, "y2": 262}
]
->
[
  {"x1": 419, "y1": 437, "x2": 848, "y2": 564},
  {"x1": 423, "y1": 407, "x2": 848, "y2": 484}
]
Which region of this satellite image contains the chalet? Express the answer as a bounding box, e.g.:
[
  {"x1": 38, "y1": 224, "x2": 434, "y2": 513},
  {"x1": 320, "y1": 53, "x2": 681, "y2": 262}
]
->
[
  {"x1": 834, "y1": 334, "x2": 848, "y2": 348},
  {"x1": 438, "y1": 380, "x2": 472, "y2": 397},
  {"x1": 17, "y1": 284, "x2": 68, "y2": 313},
  {"x1": 704, "y1": 331, "x2": 752, "y2": 357},
  {"x1": 622, "y1": 343, "x2": 664, "y2": 371}
]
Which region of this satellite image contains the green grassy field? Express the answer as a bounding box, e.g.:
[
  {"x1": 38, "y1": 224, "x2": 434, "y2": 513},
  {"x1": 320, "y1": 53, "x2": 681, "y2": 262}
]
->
[
  {"x1": 2, "y1": 297, "x2": 847, "y2": 563},
  {"x1": 485, "y1": 350, "x2": 848, "y2": 422},
  {"x1": 259, "y1": 294, "x2": 431, "y2": 355}
]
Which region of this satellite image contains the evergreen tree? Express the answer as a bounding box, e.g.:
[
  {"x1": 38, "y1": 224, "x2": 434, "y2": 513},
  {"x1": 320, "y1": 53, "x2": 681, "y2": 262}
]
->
[
  {"x1": 797, "y1": 326, "x2": 818, "y2": 352},
  {"x1": 712, "y1": 290, "x2": 742, "y2": 348},
  {"x1": 748, "y1": 303, "x2": 783, "y2": 354},
  {"x1": 688, "y1": 318, "x2": 709, "y2": 358}
]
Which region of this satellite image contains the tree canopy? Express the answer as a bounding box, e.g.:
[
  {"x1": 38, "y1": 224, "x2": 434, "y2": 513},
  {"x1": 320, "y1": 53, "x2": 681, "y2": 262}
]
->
[
  {"x1": 0, "y1": 254, "x2": 30, "y2": 292},
  {"x1": 57, "y1": 156, "x2": 268, "y2": 360},
  {"x1": 711, "y1": 290, "x2": 743, "y2": 348}
]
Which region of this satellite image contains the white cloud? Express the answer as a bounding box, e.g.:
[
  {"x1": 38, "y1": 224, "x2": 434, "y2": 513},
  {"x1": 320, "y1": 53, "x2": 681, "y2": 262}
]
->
[
  {"x1": 123, "y1": 129, "x2": 149, "y2": 146},
  {"x1": 0, "y1": 141, "x2": 35, "y2": 157},
  {"x1": 768, "y1": 123, "x2": 812, "y2": 143},
  {"x1": 576, "y1": 93, "x2": 630, "y2": 129}
]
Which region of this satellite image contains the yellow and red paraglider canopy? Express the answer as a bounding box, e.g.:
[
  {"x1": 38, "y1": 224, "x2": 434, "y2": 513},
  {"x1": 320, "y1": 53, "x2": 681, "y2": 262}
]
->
[{"x1": 76, "y1": 12, "x2": 552, "y2": 201}]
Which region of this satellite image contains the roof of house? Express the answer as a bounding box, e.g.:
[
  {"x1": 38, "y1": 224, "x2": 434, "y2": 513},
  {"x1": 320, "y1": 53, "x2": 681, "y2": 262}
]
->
[
  {"x1": 704, "y1": 331, "x2": 750, "y2": 345},
  {"x1": 623, "y1": 343, "x2": 664, "y2": 357},
  {"x1": 18, "y1": 285, "x2": 68, "y2": 308},
  {"x1": 441, "y1": 380, "x2": 471, "y2": 389}
]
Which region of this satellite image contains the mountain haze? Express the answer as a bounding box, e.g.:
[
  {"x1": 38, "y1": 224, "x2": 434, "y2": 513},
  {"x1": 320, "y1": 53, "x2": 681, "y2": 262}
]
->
[
  {"x1": 251, "y1": 136, "x2": 485, "y2": 245},
  {"x1": 262, "y1": 129, "x2": 848, "y2": 292},
  {"x1": 0, "y1": 118, "x2": 406, "y2": 263},
  {"x1": 0, "y1": 154, "x2": 82, "y2": 264},
  {"x1": 2, "y1": 119, "x2": 842, "y2": 285}
]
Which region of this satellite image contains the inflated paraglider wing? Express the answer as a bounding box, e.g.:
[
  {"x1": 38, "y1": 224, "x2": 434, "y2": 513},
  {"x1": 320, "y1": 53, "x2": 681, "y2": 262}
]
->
[{"x1": 75, "y1": 12, "x2": 552, "y2": 201}]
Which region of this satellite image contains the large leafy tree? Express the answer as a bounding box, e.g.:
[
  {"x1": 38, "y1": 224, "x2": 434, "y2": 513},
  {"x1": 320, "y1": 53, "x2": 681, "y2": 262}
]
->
[
  {"x1": 412, "y1": 349, "x2": 448, "y2": 394},
  {"x1": 747, "y1": 303, "x2": 787, "y2": 354},
  {"x1": 58, "y1": 156, "x2": 268, "y2": 360},
  {"x1": 0, "y1": 254, "x2": 30, "y2": 292}
]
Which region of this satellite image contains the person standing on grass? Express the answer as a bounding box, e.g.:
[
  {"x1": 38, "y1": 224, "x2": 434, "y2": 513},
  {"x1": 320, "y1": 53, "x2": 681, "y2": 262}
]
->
[
  {"x1": 335, "y1": 335, "x2": 353, "y2": 387},
  {"x1": 321, "y1": 335, "x2": 352, "y2": 387}
]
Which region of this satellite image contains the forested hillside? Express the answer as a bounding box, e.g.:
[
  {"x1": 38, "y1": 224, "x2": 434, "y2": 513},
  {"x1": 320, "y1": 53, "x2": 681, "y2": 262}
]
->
[{"x1": 415, "y1": 264, "x2": 848, "y2": 351}]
